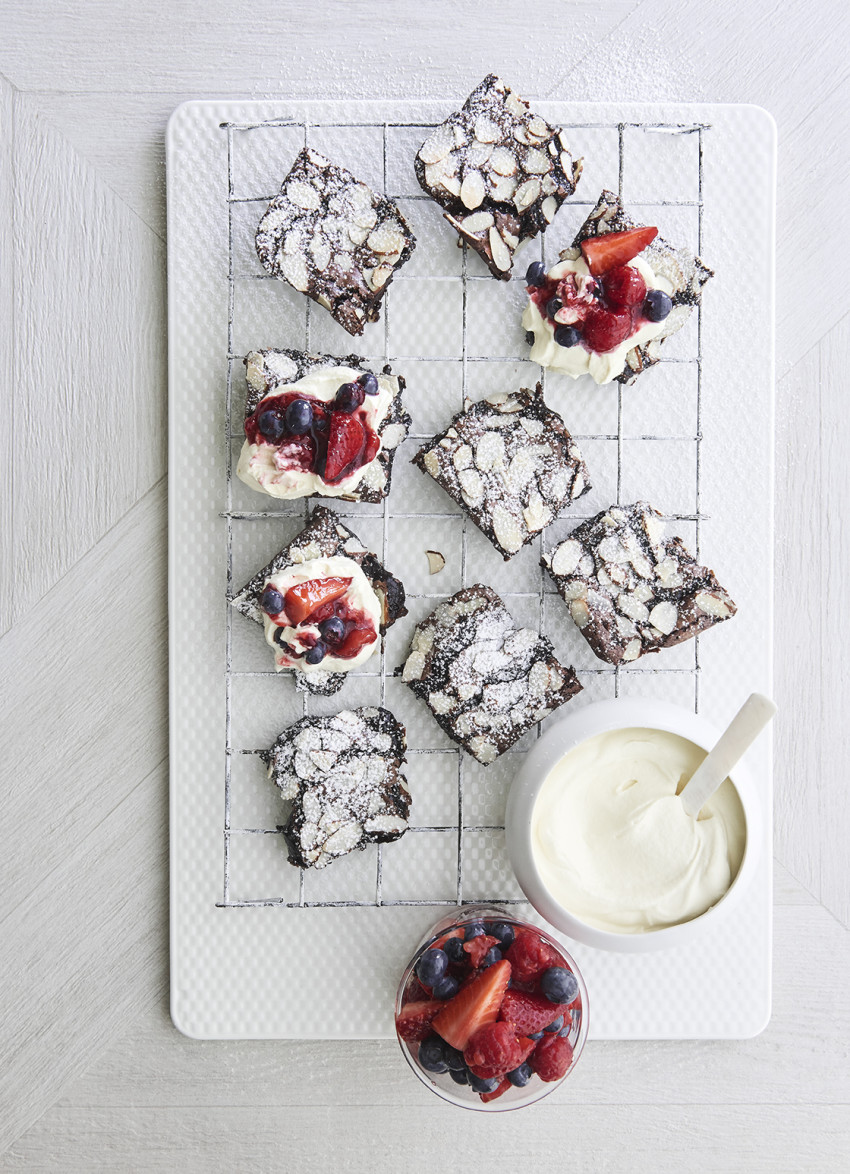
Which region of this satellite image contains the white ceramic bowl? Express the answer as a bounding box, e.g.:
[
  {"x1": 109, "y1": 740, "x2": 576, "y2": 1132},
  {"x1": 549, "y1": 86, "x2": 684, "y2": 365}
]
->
[{"x1": 505, "y1": 698, "x2": 763, "y2": 953}]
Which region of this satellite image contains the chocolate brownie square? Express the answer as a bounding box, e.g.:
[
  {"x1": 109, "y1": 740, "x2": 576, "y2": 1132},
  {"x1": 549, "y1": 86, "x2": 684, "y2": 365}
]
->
[
  {"x1": 256, "y1": 148, "x2": 416, "y2": 336},
  {"x1": 542, "y1": 502, "x2": 736, "y2": 665},
  {"x1": 524, "y1": 189, "x2": 713, "y2": 385},
  {"x1": 264, "y1": 706, "x2": 410, "y2": 870},
  {"x1": 412, "y1": 385, "x2": 590, "y2": 559},
  {"x1": 238, "y1": 348, "x2": 410, "y2": 503},
  {"x1": 231, "y1": 506, "x2": 407, "y2": 695},
  {"x1": 414, "y1": 74, "x2": 582, "y2": 280},
  {"x1": 400, "y1": 584, "x2": 581, "y2": 764}
]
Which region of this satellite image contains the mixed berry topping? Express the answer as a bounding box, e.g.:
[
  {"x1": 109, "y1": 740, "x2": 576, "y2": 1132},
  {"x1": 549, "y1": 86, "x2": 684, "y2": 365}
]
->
[
  {"x1": 396, "y1": 919, "x2": 583, "y2": 1104},
  {"x1": 264, "y1": 574, "x2": 378, "y2": 666},
  {"x1": 245, "y1": 374, "x2": 382, "y2": 485},
  {"x1": 526, "y1": 225, "x2": 671, "y2": 355}
]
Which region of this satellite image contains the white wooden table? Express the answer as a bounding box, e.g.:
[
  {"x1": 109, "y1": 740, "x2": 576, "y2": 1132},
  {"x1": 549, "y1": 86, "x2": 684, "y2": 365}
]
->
[{"x1": 2, "y1": 2, "x2": 848, "y2": 1169}]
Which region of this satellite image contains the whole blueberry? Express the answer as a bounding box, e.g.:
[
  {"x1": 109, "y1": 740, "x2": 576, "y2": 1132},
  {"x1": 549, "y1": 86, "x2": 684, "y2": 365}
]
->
[
  {"x1": 643, "y1": 289, "x2": 673, "y2": 322},
  {"x1": 449, "y1": 1067, "x2": 469, "y2": 1085},
  {"x1": 507, "y1": 1062, "x2": 533, "y2": 1088},
  {"x1": 304, "y1": 642, "x2": 326, "y2": 665},
  {"x1": 320, "y1": 616, "x2": 346, "y2": 645},
  {"x1": 285, "y1": 398, "x2": 313, "y2": 434},
  {"x1": 444, "y1": 937, "x2": 466, "y2": 964},
  {"x1": 554, "y1": 324, "x2": 582, "y2": 348},
  {"x1": 468, "y1": 1072, "x2": 500, "y2": 1094},
  {"x1": 464, "y1": 921, "x2": 485, "y2": 941},
  {"x1": 418, "y1": 1035, "x2": 448, "y2": 1074},
  {"x1": 259, "y1": 586, "x2": 284, "y2": 615},
  {"x1": 433, "y1": 975, "x2": 459, "y2": 1000},
  {"x1": 481, "y1": 947, "x2": 502, "y2": 969},
  {"x1": 358, "y1": 371, "x2": 379, "y2": 396},
  {"x1": 335, "y1": 381, "x2": 366, "y2": 413},
  {"x1": 272, "y1": 628, "x2": 290, "y2": 648},
  {"x1": 256, "y1": 407, "x2": 286, "y2": 442},
  {"x1": 525, "y1": 260, "x2": 547, "y2": 287},
  {"x1": 416, "y1": 947, "x2": 449, "y2": 987},
  {"x1": 544, "y1": 1016, "x2": 564, "y2": 1034},
  {"x1": 527, "y1": 1030, "x2": 544, "y2": 1041},
  {"x1": 442, "y1": 1044, "x2": 466, "y2": 1072},
  {"x1": 545, "y1": 296, "x2": 563, "y2": 320},
  {"x1": 541, "y1": 966, "x2": 579, "y2": 1005},
  {"x1": 489, "y1": 922, "x2": 515, "y2": 949}
]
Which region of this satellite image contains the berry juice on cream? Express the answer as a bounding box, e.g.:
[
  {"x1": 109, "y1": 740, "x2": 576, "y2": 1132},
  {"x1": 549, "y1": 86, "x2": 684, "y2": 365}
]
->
[{"x1": 531, "y1": 728, "x2": 746, "y2": 933}]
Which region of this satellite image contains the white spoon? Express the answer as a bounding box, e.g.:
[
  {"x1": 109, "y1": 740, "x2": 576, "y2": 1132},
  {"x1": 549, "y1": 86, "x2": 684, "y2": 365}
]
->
[{"x1": 679, "y1": 693, "x2": 777, "y2": 818}]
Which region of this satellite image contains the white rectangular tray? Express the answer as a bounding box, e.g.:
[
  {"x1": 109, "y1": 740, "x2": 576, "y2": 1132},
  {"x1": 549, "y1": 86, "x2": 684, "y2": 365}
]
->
[{"x1": 168, "y1": 99, "x2": 775, "y2": 1039}]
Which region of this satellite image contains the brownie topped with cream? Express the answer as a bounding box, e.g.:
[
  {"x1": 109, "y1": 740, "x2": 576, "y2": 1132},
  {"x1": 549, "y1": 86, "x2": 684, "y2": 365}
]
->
[
  {"x1": 231, "y1": 506, "x2": 407, "y2": 695},
  {"x1": 523, "y1": 190, "x2": 713, "y2": 385},
  {"x1": 237, "y1": 349, "x2": 410, "y2": 503}
]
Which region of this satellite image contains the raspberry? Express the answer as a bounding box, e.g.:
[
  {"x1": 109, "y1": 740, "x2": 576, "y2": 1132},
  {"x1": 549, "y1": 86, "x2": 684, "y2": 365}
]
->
[
  {"x1": 582, "y1": 305, "x2": 633, "y2": 354},
  {"x1": 395, "y1": 1000, "x2": 444, "y2": 1042},
  {"x1": 463, "y1": 933, "x2": 501, "y2": 969},
  {"x1": 463, "y1": 1021, "x2": 525, "y2": 1080},
  {"x1": 499, "y1": 988, "x2": 571, "y2": 1036},
  {"x1": 530, "y1": 1033, "x2": 574, "y2": 1082},
  {"x1": 602, "y1": 265, "x2": 647, "y2": 310},
  {"x1": 504, "y1": 932, "x2": 561, "y2": 985}
]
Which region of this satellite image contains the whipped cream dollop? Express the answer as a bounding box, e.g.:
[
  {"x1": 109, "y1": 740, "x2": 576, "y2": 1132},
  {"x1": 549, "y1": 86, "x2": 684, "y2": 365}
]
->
[
  {"x1": 237, "y1": 365, "x2": 397, "y2": 499},
  {"x1": 522, "y1": 255, "x2": 674, "y2": 385},
  {"x1": 261, "y1": 555, "x2": 382, "y2": 674},
  {"x1": 531, "y1": 728, "x2": 746, "y2": 933}
]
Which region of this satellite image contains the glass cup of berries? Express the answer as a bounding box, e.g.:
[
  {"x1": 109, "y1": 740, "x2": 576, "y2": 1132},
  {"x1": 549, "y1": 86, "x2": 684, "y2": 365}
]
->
[{"x1": 394, "y1": 906, "x2": 588, "y2": 1110}]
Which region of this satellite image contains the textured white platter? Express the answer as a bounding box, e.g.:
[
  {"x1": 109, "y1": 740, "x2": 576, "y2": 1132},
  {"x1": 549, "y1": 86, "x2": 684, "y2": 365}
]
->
[{"x1": 167, "y1": 99, "x2": 775, "y2": 1040}]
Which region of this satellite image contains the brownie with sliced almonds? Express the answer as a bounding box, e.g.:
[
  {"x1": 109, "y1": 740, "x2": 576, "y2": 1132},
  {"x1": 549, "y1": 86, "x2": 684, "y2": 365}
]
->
[
  {"x1": 264, "y1": 707, "x2": 410, "y2": 870},
  {"x1": 414, "y1": 74, "x2": 582, "y2": 280},
  {"x1": 256, "y1": 148, "x2": 416, "y2": 336},
  {"x1": 412, "y1": 385, "x2": 590, "y2": 560},
  {"x1": 231, "y1": 506, "x2": 407, "y2": 695},
  {"x1": 542, "y1": 502, "x2": 736, "y2": 665},
  {"x1": 400, "y1": 584, "x2": 581, "y2": 764}
]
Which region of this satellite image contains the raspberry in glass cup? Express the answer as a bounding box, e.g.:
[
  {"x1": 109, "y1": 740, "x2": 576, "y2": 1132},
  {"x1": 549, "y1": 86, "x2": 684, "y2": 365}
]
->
[{"x1": 394, "y1": 906, "x2": 588, "y2": 1110}]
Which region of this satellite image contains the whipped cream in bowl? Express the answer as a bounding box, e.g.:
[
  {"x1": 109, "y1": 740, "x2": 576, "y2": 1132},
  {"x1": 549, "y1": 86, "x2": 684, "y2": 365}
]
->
[{"x1": 505, "y1": 698, "x2": 763, "y2": 953}]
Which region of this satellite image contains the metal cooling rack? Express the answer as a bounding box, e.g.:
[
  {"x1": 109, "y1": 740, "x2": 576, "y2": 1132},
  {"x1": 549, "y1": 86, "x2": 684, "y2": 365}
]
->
[{"x1": 218, "y1": 115, "x2": 708, "y2": 911}]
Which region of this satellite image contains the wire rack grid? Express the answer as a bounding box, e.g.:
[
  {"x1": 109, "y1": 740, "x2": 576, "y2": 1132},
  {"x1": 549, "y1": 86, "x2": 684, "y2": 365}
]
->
[{"x1": 217, "y1": 114, "x2": 709, "y2": 911}]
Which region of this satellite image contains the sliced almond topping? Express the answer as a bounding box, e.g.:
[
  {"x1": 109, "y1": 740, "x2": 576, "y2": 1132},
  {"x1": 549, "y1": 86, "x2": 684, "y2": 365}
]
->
[
  {"x1": 474, "y1": 115, "x2": 501, "y2": 143},
  {"x1": 523, "y1": 148, "x2": 551, "y2": 175},
  {"x1": 460, "y1": 211, "x2": 495, "y2": 235},
  {"x1": 695, "y1": 591, "x2": 734, "y2": 619},
  {"x1": 542, "y1": 195, "x2": 558, "y2": 222},
  {"x1": 492, "y1": 503, "x2": 525, "y2": 554},
  {"x1": 648, "y1": 601, "x2": 678, "y2": 635},
  {"x1": 422, "y1": 450, "x2": 441, "y2": 478},
  {"x1": 514, "y1": 178, "x2": 542, "y2": 211},
  {"x1": 551, "y1": 539, "x2": 583, "y2": 578},
  {"x1": 465, "y1": 141, "x2": 494, "y2": 168},
  {"x1": 286, "y1": 180, "x2": 320, "y2": 210},
  {"x1": 367, "y1": 224, "x2": 405, "y2": 255},
  {"x1": 622, "y1": 638, "x2": 642, "y2": 662},
  {"x1": 419, "y1": 126, "x2": 453, "y2": 165},
  {"x1": 281, "y1": 254, "x2": 309, "y2": 292},
  {"x1": 570, "y1": 599, "x2": 591, "y2": 629},
  {"x1": 560, "y1": 151, "x2": 574, "y2": 175},
  {"x1": 474, "y1": 430, "x2": 506, "y2": 471},
  {"x1": 460, "y1": 170, "x2": 486, "y2": 210},
  {"x1": 458, "y1": 468, "x2": 484, "y2": 503},
  {"x1": 523, "y1": 492, "x2": 552, "y2": 532},
  {"x1": 488, "y1": 226, "x2": 512, "y2": 271},
  {"x1": 368, "y1": 266, "x2": 393, "y2": 291},
  {"x1": 526, "y1": 115, "x2": 550, "y2": 138},
  {"x1": 309, "y1": 235, "x2": 331, "y2": 272},
  {"x1": 490, "y1": 146, "x2": 518, "y2": 176},
  {"x1": 617, "y1": 593, "x2": 650, "y2": 623},
  {"x1": 453, "y1": 444, "x2": 473, "y2": 470},
  {"x1": 505, "y1": 92, "x2": 526, "y2": 118},
  {"x1": 490, "y1": 173, "x2": 518, "y2": 202}
]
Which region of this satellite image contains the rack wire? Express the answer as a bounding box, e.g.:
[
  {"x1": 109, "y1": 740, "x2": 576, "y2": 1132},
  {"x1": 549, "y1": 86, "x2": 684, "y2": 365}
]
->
[{"x1": 217, "y1": 116, "x2": 707, "y2": 909}]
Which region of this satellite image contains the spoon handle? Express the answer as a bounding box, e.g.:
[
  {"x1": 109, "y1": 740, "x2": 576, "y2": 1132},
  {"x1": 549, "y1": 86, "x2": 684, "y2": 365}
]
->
[{"x1": 680, "y1": 693, "x2": 777, "y2": 818}]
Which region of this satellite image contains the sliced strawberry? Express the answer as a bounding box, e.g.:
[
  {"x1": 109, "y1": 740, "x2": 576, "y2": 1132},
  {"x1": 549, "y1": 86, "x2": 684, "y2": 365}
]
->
[
  {"x1": 580, "y1": 225, "x2": 658, "y2": 275},
  {"x1": 336, "y1": 624, "x2": 378, "y2": 659},
  {"x1": 499, "y1": 989, "x2": 570, "y2": 1036},
  {"x1": 505, "y1": 933, "x2": 561, "y2": 986},
  {"x1": 463, "y1": 934, "x2": 501, "y2": 969},
  {"x1": 480, "y1": 1078, "x2": 511, "y2": 1104},
  {"x1": 284, "y1": 577, "x2": 352, "y2": 626},
  {"x1": 581, "y1": 305, "x2": 633, "y2": 354},
  {"x1": 395, "y1": 1000, "x2": 444, "y2": 1043},
  {"x1": 324, "y1": 412, "x2": 366, "y2": 482},
  {"x1": 602, "y1": 264, "x2": 647, "y2": 309},
  {"x1": 432, "y1": 959, "x2": 511, "y2": 1051},
  {"x1": 529, "y1": 1033, "x2": 574, "y2": 1082},
  {"x1": 464, "y1": 1021, "x2": 525, "y2": 1080}
]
